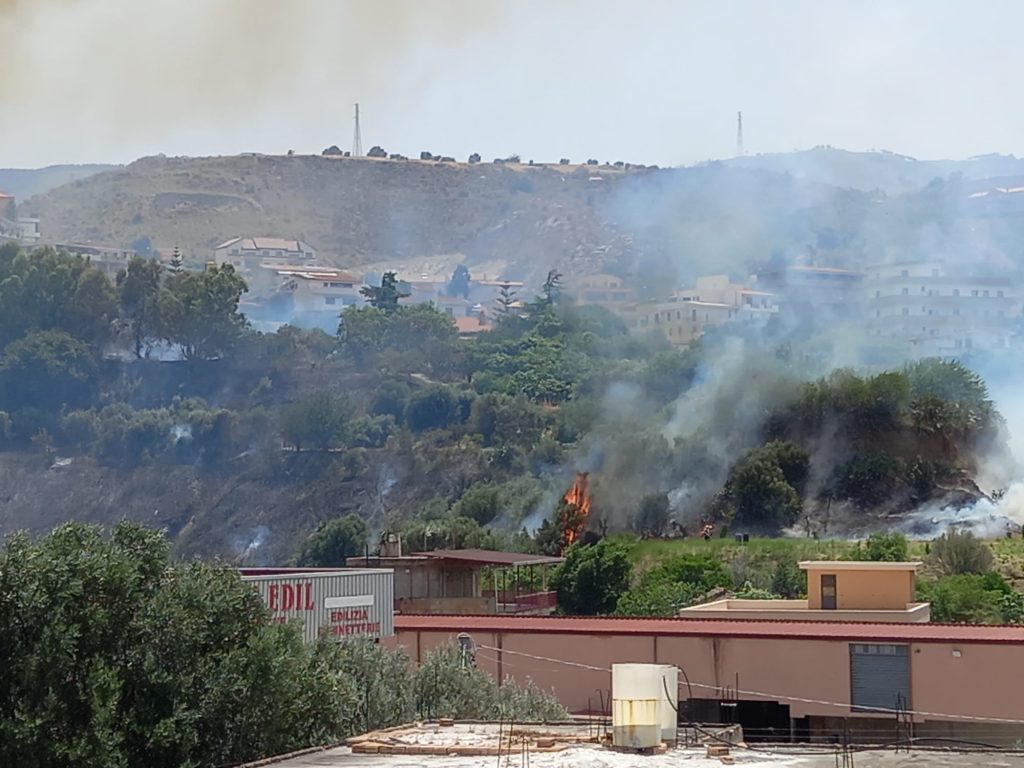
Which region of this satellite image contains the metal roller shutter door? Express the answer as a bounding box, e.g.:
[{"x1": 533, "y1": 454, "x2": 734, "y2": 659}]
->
[{"x1": 849, "y1": 644, "x2": 909, "y2": 712}]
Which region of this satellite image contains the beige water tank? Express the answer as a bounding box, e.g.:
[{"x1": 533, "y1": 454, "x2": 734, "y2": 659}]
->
[
  {"x1": 660, "y1": 665, "x2": 679, "y2": 745},
  {"x1": 611, "y1": 663, "x2": 662, "y2": 750}
]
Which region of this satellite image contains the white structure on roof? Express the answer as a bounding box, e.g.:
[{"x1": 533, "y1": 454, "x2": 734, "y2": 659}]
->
[{"x1": 214, "y1": 236, "x2": 316, "y2": 270}]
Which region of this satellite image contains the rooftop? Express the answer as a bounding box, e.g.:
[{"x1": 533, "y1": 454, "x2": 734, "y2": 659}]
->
[
  {"x1": 394, "y1": 614, "x2": 1024, "y2": 644},
  {"x1": 422, "y1": 549, "x2": 564, "y2": 568},
  {"x1": 217, "y1": 236, "x2": 308, "y2": 252},
  {"x1": 798, "y1": 560, "x2": 922, "y2": 571}
]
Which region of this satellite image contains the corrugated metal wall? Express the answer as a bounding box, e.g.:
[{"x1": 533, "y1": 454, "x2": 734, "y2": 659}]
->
[
  {"x1": 849, "y1": 643, "x2": 909, "y2": 712},
  {"x1": 242, "y1": 569, "x2": 394, "y2": 642}
]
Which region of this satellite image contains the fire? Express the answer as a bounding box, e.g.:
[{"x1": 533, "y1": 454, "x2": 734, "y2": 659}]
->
[{"x1": 558, "y1": 472, "x2": 592, "y2": 551}]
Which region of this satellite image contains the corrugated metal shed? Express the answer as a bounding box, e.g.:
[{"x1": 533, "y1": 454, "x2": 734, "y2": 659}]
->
[
  {"x1": 243, "y1": 569, "x2": 394, "y2": 642},
  {"x1": 394, "y1": 614, "x2": 1024, "y2": 645}
]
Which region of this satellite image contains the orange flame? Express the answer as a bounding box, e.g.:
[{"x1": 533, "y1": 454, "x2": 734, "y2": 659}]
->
[{"x1": 558, "y1": 472, "x2": 592, "y2": 551}]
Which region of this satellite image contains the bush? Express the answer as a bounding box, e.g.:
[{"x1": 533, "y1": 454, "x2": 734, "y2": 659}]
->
[
  {"x1": 281, "y1": 391, "x2": 356, "y2": 451},
  {"x1": 635, "y1": 493, "x2": 670, "y2": 536},
  {"x1": 404, "y1": 385, "x2": 461, "y2": 432},
  {"x1": 550, "y1": 539, "x2": 632, "y2": 615},
  {"x1": 928, "y1": 530, "x2": 994, "y2": 576},
  {"x1": 295, "y1": 514, "x2": 369, "y2": 566},
  {"x1": 917, "y1": 573, "x2": 1015, "y2": 623},
  {"x1": 615, "y1": 580, "x2": 703, "y2": 617},
  {"x1": 848, "y1": 532, "x2": 909, "y2": 562}
]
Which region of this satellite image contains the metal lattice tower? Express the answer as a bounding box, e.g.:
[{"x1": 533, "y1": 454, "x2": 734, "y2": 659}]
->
[
  {"x1": 736, "y1": 111, "x2": 744, "y2": 157},
  {"x1": 352, "y1": 103, "x2": 363, "y2": 157}
]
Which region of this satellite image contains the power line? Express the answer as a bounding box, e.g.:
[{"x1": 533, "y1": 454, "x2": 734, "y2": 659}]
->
[
  {"x1": 736, "y1": 110, "x2": 744, "y2": 157},
  {"x1": 474, "y1": 643, "x2": 1024, "y2": 727}
]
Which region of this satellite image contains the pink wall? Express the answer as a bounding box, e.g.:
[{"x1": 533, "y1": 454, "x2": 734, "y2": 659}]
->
[{"x1": 394, "y1": 627, "x2": 1023, "y2": 724}]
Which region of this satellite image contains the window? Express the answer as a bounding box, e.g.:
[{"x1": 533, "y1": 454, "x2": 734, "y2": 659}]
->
[
  {"x1": 932, "y1": 268, "x2": 940, "y2": 277},
  {"x1": 998, "y1": 290, "x2": 1005, "y2": 298},
  {"x1": 901, "y1": 287, "x2": 908, "y2": 296},
  {"x1": 953, "y1": 289, "x2": 960, "y2": 296},
  {"x1": 690, "y1": 309, "x2": 697, "y2": 321},
  {"x1": 971, "y1": 289, "x2": 978, "y2": 297},
  {"x1": 901, "y1": 308, "x2": 909, "y2": 315},
  {"x1": 323, "y1": 282, "x2": 329, "y2": 287},
  {"x1": 677, "y1": 311, "x2": 681, "y2": 320},
  {"x1": 954, "y1": 308, "x2": 960, "y2": 316},
  {"x1": 875, "y1": 290, "x2": 881, "y2": 298},
  {"x1": 875, "y1": 310, "x2": 880, "y2": 318},
  {"x1": 324, "y1": 297, "x2": 336, "y2": 305},
  {"x1": 983, "y1": 290, "x2": 989, "y2": 297},
  {"x1": 900, "y1": 269, "x2": 908, "y2": 277}
]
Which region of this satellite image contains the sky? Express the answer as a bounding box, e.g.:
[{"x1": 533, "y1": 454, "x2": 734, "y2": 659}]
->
[{"x1": 1, "y1": 0, "x2": 1022, "y2": 169}]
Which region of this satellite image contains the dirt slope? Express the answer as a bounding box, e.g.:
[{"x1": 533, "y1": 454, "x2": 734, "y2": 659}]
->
[{"x1": 24, "y1": 155, "x2": 642, "y2": 281}]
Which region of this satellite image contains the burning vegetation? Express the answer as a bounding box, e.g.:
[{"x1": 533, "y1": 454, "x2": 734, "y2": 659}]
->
[{"x1": 556, "y1": 472, "x2": 592, "y2": 553}]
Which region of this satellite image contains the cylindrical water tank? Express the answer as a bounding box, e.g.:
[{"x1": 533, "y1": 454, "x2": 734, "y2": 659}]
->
[
  {"x1": 660, "y1": 665, "x2": 679, "y2": 745},
  {"x1": 611, "y1": 663, "x2": 663, "y2": 750}
]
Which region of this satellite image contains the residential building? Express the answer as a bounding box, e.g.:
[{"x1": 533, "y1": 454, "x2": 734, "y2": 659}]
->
[
  {"x1": 756, "y1": 264, "x2": 864, "y2": 320},
  {"x1": 467, "y1": 279, "x2": 526, "y2": 318},
  {"x1": 214, "y1": 236, "x2": 316, "y2": 271},
  {"x1": 572, "y1": 273, "x2": 635, "y2": 308},
  {"x1": 680, "y1": 561, "x2": 929, "y2": 622},
  {"x1": 623, "y1": 275, "x2": 777, "y2": 346},
  {"x1": 0, "y1": 190, "x2": 41, "y2": 245},
  {"x1": 864, "y1": 260, "x2": 1020, "y2": 357},
  {"x1": 51, "y1": 242, "x2": 138, "y2": 278},
  {"x1": 278, "y1": 267, "x2": 362, "y2": 315}
]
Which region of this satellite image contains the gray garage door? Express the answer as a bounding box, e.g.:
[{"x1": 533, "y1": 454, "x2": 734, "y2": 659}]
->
[{"x1": 849, "y1": 644, "x2": 909, "y2": 712}]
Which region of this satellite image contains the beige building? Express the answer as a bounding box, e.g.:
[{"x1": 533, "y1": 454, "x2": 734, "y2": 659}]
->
[
  {"x1": 624, "y1": 275, "x2": 777, "y2": 346},
  {"x1": 573, "y1": 273, "x2": 635, "y2": 308},
  {"x1": 279, "y1": 267, "x2": 362, "y2": 314},
  {"x1": 681, "y1": 561, "x2": 928, "y2": 623}
]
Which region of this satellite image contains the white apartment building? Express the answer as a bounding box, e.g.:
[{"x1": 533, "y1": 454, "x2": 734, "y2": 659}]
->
[
  {"x1": 865, "y1": 260, "x2": 1020, "y2": 357},
  {"x1": 279, "y1": 268, "x2": 362, "y2": 315}
]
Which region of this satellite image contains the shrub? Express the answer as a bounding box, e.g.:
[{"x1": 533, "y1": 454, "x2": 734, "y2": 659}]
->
[
  {"x1": 928, "y1": 530, "x2": 994, "y2": 576},
  {"x1": 848, "y1": 532, "x2": 909, "y2": 562},
  {"x1": 550, "y1": 539, "x2": 632, "y2": 615},
  {"x1": 295, "y1": 515, "x2": 369, "y2": 566}
]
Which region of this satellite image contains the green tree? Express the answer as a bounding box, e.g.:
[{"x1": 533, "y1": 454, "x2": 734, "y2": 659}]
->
[
  {"x1": 295, "y1": 514, "x2": 370, "y2": 566},
  {"x1": 917, "y1": 573, "x2": 1010, "y2": 623},
  {"x1": 359, "y1": 271, "x2": 409, "y2": 312},
  {"x1": 281, "y1": 391, "x2": 356, "y2": 451},
  {"x1": 0, "y1": 522, "x2": 350, "y2": 768},
  {"x1": 615, "y1": 580, "x2": 703, "y2": 617},
  {"x1": 447, "y1": 264, "x2": 470, "y2": 299},
  {"x1": 117, "y1": 255, "x2": 162, "y2": 358},
  {"x1": 719, "y1": 441, "x2": 809, "y2": 532},
  {"x1": 550, "y1": 539, "x2": 631, "y2": 615},
  {"x1": 0, "y1": 329, "x2": 97, "y2": 414},
  {"x1": 404, "y1": 385, "x2": 461, "y2": 432},
  {"x1": 157, "y1": 263, "x2": 248, "y2": 360}
]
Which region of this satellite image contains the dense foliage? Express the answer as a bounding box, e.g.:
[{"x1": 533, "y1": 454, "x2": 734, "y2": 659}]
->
[{"x1": 0, "y1": 522, "x2": 566, "y2": 766}]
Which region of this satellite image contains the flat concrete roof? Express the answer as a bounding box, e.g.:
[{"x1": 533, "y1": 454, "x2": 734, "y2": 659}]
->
[{"x1": 798, "y1": 561, "x2": 922, "y2": 571}]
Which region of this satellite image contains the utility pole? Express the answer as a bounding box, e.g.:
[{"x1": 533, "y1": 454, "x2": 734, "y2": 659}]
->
[
  {"x1": 352, "y1": 103, "x2": 363, "y2": 157},
  {"x1": 736, "y1": 111, "x2": 744, "y2": 157}
]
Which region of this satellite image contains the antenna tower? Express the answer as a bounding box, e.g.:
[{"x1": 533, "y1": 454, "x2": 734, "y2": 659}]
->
[
  {"x1": 736, "y1": 111, "x2": 744, "y2": 157},
  {"x1": 352, "y1": 103, "x2": 363, "y2": 157}
]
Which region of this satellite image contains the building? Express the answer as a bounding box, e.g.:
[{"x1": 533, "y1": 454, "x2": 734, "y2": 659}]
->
[
  {"x1": 214, "y1": 237, "x2": 317, "y2": 271},
  {"x1": 467, "y1": 279, "x2": 526, "y2": 318},
  {"x1": 347, "y1": 548, "x2": 562, "y2": 615},
  {"x1": 623, "y1": 275, "x2": 777, "y2": 346},
  {"x1": 864, "y1": 260, "x2": 1020, "y2": 357},
  {"x1": 572, "y1": 273, "x2": 635, "y2": 308},
  {"x1": 278, "y1": 267, "x2": 362, "y2": 315},
  {"x1": 392, "y1": 614, "x2": 1024, "y2": 744},
  {"x1": 756, "y1": 265, "x2": 864, "y2": 321},
  {"x1": 453, "y1": 314, "x2": 492, "y2": 336},
  {"x1": 239, "y1": 567, "x2": 394, "y2": 642},
  {"x1": 680, "y1": 561, "x2": 929, "y2": 623},
  {"x1": 51, "y1": 242, "x2": 139, "y2": 278},
  {"x1": 0, "y1": 190, "x2": 41, "y2": 245}
]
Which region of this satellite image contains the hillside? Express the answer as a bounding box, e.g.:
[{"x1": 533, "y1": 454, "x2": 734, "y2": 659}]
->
[
  {"x1": 0, "y1": 164, "x2": 119, "y2": 201},
  {"x1": 24, "y1": 149, "x2": 1024, "y2": 289},
  {"x1": 23, "y1": 155, "x2": 642, "y2": 281}
]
